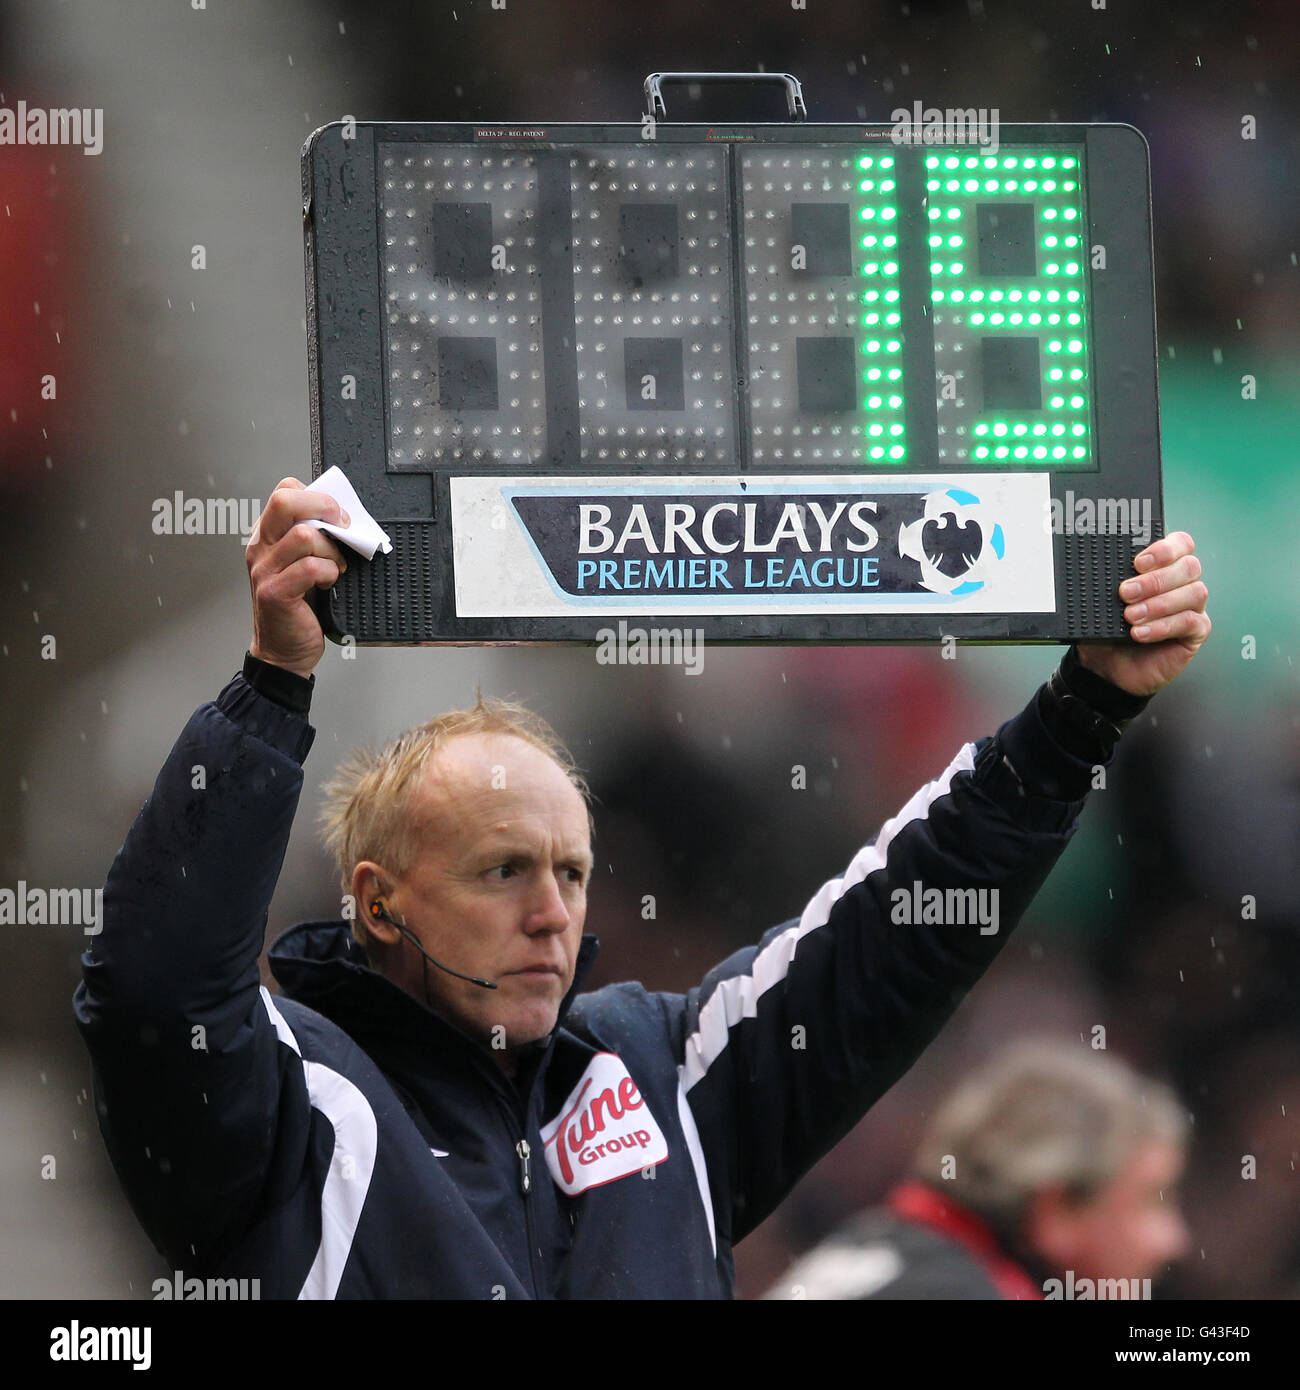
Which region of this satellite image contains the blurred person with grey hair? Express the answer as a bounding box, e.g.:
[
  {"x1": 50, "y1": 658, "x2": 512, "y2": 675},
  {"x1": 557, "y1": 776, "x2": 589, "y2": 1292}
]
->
[{"x1": 765, "y1": 1040, "x2": 1191, "y2": 1300}]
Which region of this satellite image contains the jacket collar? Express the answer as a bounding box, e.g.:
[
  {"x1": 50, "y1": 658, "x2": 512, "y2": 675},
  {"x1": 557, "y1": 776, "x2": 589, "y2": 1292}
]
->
[
  {"x1": 887, "y1": 1181, "x2": 1044, "y2": 1300},
  {"x1": 267, "y1": 919, "x2": 600, "y2": 1081}
]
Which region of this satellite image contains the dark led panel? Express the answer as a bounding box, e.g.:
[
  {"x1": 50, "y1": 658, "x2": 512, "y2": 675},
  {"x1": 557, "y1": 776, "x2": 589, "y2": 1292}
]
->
[
  {"x1": 569, "y1": 147, "x2": 734, "y2": 465},
  {"x1": 381, "y1": 148, "x2": 546, "y2": 468},
  {"x1": 374, "y1": 138, "x2": 1099, "y2": 474}
]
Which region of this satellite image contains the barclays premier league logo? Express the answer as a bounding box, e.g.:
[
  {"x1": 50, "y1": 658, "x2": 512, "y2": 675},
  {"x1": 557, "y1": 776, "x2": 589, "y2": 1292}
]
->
[
  {"x1": 897, "y1": 488, "x2": 1006, "y2": 596},
  {"x1": 450, "y1": 474, "x2": 1045, "y2": 617},
  {"x1": 502, "y1": 484, "x2": 1012, "y2": 600}
]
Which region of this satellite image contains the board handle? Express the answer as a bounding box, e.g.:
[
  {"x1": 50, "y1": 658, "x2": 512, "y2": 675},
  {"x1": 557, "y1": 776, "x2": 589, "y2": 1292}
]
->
[{"x1": 642, "y1": 71, "x2": 807, "y2": 122}]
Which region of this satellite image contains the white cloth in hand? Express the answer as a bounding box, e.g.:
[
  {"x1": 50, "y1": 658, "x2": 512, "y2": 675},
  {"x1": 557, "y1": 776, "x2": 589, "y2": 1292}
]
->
[{"x1": 302, "y1": 466, "x2": 393, "y2": 560}]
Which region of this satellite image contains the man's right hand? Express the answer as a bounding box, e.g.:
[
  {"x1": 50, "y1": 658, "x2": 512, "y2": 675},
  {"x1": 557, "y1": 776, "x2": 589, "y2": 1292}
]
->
[{"x1": 246, "y1": 477, "x2": 350, "y2": 679}]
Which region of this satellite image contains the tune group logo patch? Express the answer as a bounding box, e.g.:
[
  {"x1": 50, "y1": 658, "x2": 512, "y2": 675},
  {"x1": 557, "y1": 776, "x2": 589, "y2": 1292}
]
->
[{"x1": 541, "y1": 1053, "x2": 669, "y2": 1195}]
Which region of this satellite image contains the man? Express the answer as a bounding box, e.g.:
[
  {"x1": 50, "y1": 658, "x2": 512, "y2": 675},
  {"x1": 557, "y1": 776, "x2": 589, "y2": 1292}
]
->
[
  {"x1": 764, "y1": 1041, "x2": 1191, "y2": 1300},
  {"x1": 74, "y1": 478, "x2": 1211, "y2": 1298}
]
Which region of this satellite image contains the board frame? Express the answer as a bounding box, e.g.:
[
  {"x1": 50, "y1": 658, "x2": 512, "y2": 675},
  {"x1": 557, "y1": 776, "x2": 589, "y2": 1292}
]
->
[{"x1": 302, "y1": 119, "x2": 1163, "y2": 645}]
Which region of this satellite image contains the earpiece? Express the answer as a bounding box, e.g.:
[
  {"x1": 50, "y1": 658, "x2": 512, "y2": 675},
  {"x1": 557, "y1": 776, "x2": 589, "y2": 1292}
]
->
[{"x1": 363, "y1": 893, "x2": 496, "y2": 991}]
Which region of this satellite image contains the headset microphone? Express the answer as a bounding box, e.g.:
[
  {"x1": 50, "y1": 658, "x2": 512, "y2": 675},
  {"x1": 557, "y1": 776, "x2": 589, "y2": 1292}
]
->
[{"x1": 369, "y1": 901, "x2": 498, "y2": 991}]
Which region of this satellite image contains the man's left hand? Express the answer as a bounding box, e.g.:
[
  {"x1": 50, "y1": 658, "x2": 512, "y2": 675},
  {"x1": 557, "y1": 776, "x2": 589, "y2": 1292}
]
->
[{"x1": 1075, "y1": 531, "x2": 1211, "y2": 698}]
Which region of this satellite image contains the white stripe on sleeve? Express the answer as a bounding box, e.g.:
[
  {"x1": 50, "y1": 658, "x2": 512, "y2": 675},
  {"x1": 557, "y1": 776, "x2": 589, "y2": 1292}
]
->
[
  {"x1": 259, "y1": 988, "x2": 379, "y2": 1300},
  {"x1": 679, "y1": 743, "x2": 976, "y2": 1095},
  {"x1": 676, "y1": 1071, "x2": 717, "y2": 1258}
]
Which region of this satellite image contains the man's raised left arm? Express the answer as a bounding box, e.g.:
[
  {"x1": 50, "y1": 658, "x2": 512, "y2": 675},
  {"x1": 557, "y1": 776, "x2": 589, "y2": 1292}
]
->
[{"x1": 673, "y1": 532, "x2": 1210, "y2": 1249}]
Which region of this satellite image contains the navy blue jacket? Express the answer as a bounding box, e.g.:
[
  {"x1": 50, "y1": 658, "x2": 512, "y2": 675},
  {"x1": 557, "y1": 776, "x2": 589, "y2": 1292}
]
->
[{"x1": 74, "y1": 666, "x2": 1098, "y2": 1298}]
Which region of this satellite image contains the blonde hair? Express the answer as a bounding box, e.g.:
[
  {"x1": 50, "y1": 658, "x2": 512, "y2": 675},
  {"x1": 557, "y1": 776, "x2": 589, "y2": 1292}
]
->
[
  {"x1": 318, "y1": 694, "x2": 591, "y2": 949},
  {"x1": 912, "y1": 1039, "x2": 1187, "y2": 1236}
]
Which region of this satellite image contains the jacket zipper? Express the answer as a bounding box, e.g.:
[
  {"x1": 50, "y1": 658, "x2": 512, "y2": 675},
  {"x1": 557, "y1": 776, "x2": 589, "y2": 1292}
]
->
[
  {"x1": 517, "y1": 1128, "x2": 545, "y2": 1297},
  {"x1": 494, "y1": 1094, "x2": 545, "y2": 1298},
  {"x1": 390, "y1": 1004, "x2": 560, "y2": 1299}
]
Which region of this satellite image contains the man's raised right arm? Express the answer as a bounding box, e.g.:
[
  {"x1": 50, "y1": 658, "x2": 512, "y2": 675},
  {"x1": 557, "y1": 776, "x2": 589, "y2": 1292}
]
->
[{"x1": 73, "y1": 479, "x2": 348, "y2": 1270}]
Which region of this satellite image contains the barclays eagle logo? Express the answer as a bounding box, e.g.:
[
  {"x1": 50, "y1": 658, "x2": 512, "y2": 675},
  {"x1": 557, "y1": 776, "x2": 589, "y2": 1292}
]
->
[{"x1": 896, "y1": 489, "x2": 1006, "y2": 596}]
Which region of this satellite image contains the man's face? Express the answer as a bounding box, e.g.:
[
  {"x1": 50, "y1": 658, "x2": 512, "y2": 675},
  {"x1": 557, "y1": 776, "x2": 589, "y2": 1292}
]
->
[
  {"x1": 1033, "y1": 1137, "x2": 1191, "y2": 1286},
  {"x1": 374, "y1": 732, "x2": 592, "y2": 1065}
]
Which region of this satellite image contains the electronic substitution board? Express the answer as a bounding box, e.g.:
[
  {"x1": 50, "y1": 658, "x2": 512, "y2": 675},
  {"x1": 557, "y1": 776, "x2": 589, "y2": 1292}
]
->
[{"x1": 302, "y1": 84, "x2": 1163, "y2": 645}]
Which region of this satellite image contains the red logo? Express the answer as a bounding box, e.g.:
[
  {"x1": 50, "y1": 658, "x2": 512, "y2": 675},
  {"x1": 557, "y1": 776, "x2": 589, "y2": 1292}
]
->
[{"x1": 541, "y1": 1053, "x2": 668, "y2": 1194}]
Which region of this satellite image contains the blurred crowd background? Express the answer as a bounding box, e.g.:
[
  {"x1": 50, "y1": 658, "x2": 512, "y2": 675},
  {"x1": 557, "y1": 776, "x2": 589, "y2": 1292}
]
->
[{"x1": 1, "y1": 0, "x2": 1296, "y2": 1299}]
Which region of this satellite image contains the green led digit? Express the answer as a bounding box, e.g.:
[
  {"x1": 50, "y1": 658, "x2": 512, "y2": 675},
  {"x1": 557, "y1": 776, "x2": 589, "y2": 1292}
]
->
[
  {"x1": 855, "y1": 154, "x2": 906, "y2": 464},
  {"x1": 928, "y1": 147, "x2": 1093, "y2": 467}
]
